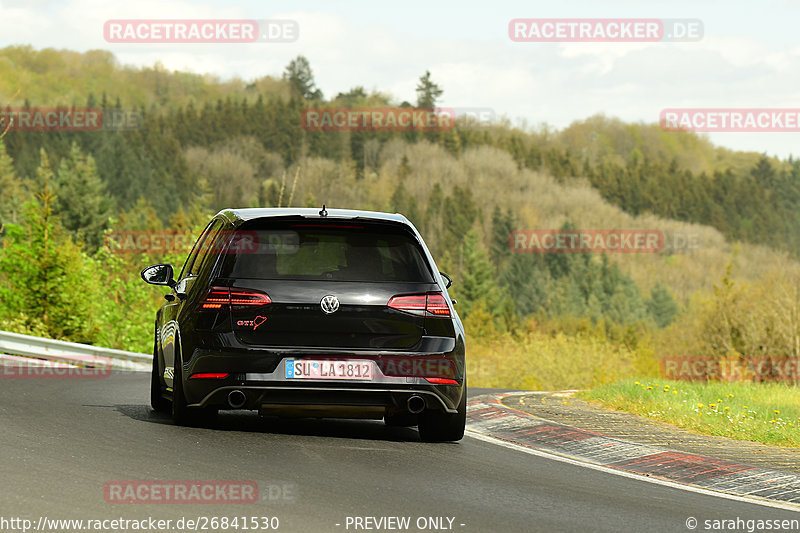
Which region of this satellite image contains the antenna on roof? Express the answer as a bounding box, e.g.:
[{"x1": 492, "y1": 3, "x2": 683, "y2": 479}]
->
[{"x1": 319, "y1": 204, "x2": 328, "y2": 217}]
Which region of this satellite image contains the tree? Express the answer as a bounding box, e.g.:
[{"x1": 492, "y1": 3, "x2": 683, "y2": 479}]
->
[
  {"x1": 605, "y1": 275, "x2": 648, "y2": 325},
  {"x1": 500, "y1": 254, "x2": 551, "y2": 317},
  {"x1": 283, "y1": 55, "x2": 323, "y2": 100},
  {"x1": 646, "y1": 284, "x2": 680, "y2": 327},
  {"x1": 388, "y1": 182, "x2": 421, "y2": 227},
  {"x1": 0, "y1": 140, "x2": 26, "y2": 225},
  {"x1": 0, "y1": 150, "x2": 98, "y2": 342},
  {"x1": 750, "y1": 155, "x2": 777, "y2": 188},
  {"x1": 335, "y1": 86, "x2": 367, "y2": 105},
  {"x1": 423, "y1": 182, "x2": 444, "y2": 253},
  {"x1": 53, "y1": 142, "x2": 112, "y2": 252},
  {"x1": 259, "y1": 178, "x2": 281, "y2": 207},
  {"x1": 442, "y1": 129, "x2": 461, "y2": 156},
  {"x1": 490, "y1": 206, "x2": 514, "y2": 267},
  {"x1": 415, "y1": 70, "x2": 443, "y2": 108},
  {"x1": 451, "y1": 229, "x2": 507, "y2": 321},
  {"x1": 442, "y1": 185, "x2": 479, "y2": 252},
  {"x1": 116, "y1": 197, "x2": 163, "y2": 231},
  {"x1": 184, "y1": 142, "x2": 258, "y2": 210}
]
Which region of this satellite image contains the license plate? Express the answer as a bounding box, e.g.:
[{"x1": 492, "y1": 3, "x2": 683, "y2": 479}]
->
[{"x1": 285, "y1": 360, "x2": 374, "y2": 380}]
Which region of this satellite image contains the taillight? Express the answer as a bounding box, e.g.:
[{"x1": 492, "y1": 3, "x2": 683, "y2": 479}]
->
[
  {"x1": 200, "y1": 287, "x2": 271, "y2": 312},
  {"x1": 388, "y1": 292, "x2": 451, "y2": 317},
  {"x1": 229, "y1": 289, "x2": 271, "y2": 309},
  {"x1": 387, "y1": 294, "x2": 426, "y2": 313},
  {"x1": 190, "y1": 372, "x2": 229, "y2": 379},
  {"x1": 201, "y1": 288, "x2": 229, "y2": 310},
  {"x1": 425, "y1": 377, "x2": 459, "y2": 385},
  {"x1": 425, "y1": 292, "x2": 451, "y2": 316}
]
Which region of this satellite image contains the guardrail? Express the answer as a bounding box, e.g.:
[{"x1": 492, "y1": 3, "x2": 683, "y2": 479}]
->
[{"x1": 0, "y1": 330, "x2": 151, "y2": 372}]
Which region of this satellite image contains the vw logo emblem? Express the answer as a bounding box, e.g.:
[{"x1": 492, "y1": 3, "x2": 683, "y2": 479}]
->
[{"x1": 320, "y1": 295, "x2": 340, "y2": 314}]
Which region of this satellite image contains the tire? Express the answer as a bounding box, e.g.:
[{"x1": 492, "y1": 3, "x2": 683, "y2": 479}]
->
[
  {"x1": 384, "y1": 412, "x2": 418, "y2": 427},
  {"x1": 150, "y1": 335, "x2": 169, "y2": 412},
  {"x1": 171, "y1": 341, "x2": 217, "y2": 427},
  {"x1": 417, "y1": 387, "x2": 466, "y2": 442}
]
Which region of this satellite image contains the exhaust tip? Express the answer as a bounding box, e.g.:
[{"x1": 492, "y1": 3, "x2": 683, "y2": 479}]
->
[
  {"x1": 407, "y1": 395, "x2": 425, "y2": 414},
  {"x1": 227, "y1": 390, "x2": 247, "y2": 409}
]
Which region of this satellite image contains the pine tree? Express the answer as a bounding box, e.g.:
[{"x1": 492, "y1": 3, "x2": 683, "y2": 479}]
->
[
  {"x1": 646, "y1": 284, "x2": 681, "y2": 327},
  {"x1": 283, "y1": 56, "x2": 323, "y2": 100},
  {"x1": 500, "y1": 254, "x2": 551, "y2": 317},
  {"x1": 53, "y1": 142, "x2": 112, "y2": 252},
  {"x1": 442, "y1": 185, "x2": 479, "y2": 252},
  {"x1": 605, "y1": 276, "x2": 648, "y2": 325},
  {"x1": 0, "y1": 140, "x2": 26, "y2": 225},
  {"x1": 451, "y1": 229, "x2": 506, "y2": 320},
  {"x1": 490, "y1": 206, "x2": 514, "y2": 267},
  {"x1": 0, "y1": 150, "x2": 98, "y2": 341},
  {"x1": 389, "y1": 181, "x2": 422, "y2": 228},
  {"x1": 415, "y1": 70, "x2": 443, "y2": 108}
]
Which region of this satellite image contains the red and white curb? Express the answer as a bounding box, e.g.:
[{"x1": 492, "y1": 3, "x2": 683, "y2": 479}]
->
[{"x1": 466, "y1": 392, "x2": 800, "y2": 507}]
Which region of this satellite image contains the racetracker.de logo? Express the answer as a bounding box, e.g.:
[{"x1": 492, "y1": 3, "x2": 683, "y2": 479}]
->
[
  {"x1": 104, "y1": 481, "x2": 258, "y2": 504},
  {"x1": 0, "y1": 108, "x2": 139, "y2": 132},
  {"x1": 375, "y1": 356, "x2": 456, "y2": 379},
  {"x1": 508, "y1": 18, "x2": 703, "y2": 42},
  {"x1": 105, "y1": 230, "x2": 260, "y2": 255},
  {"x1": 660, "y1": 109, "x2": 800, "y2": 132},
  {"x1": 301, "y1": 107, "x2": 456, "y2": 132},
  {"x1": 105, "y1": 231, "x2": 196, "y2": 255},
  {"x1": 0, "y1": 108, "x2": 102, "y2": 131},
  {"x1": 103, "y1": 19, "x2": 298, "y2": 43},
  {"x1": 1, "y1": 355, "x2": 112, "y2": 379},
  {"x1": 509, "y1": 229, "x2": 665, "y2": 253},
  {"x1": 661, "y1": 356, "x2": 800, "y2": 382}
]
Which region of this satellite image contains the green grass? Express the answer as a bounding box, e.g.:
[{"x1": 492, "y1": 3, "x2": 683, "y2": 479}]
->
[{"x1": 581, "y1": 379, "x2": 800, "y2": 448}]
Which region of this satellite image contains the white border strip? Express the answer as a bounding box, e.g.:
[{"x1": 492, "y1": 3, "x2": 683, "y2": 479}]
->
[{"x1": 465, "y1": 429, "x2": 800, "y2": 513}]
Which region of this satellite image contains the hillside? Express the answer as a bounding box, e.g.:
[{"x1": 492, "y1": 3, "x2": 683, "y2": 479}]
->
[{"x1": 1, "y1": 46, "x2": 799, "y2": 388}]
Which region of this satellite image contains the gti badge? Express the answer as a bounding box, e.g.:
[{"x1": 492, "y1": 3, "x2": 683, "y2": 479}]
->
[
  {"x1": 320, "y1": 295, "x2": 340, "y2": 314},
  {"x1": 236, "y1": 316, "x2": 268, "y2": 330}
]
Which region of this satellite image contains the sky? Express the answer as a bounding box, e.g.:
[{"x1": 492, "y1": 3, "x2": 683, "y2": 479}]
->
[{"x1": 1, "y1": 0, "x2": 799, "y2": 158}]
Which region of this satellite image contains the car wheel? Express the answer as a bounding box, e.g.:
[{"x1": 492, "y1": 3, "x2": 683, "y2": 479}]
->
[
  {"x1": 417, "y1": 387, "x2": 466, "y2": 442},
  {"x1": 150, "y1": 335, "x2": 169, "y2": 412}
]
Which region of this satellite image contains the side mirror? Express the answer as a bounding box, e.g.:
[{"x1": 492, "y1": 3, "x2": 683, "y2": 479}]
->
[
  {"x1": 440, "y1": 272, "x2": 453, "y2": 289},
  {"x1": 141, "y1": 264, "x2": 176, "y2": 288}
]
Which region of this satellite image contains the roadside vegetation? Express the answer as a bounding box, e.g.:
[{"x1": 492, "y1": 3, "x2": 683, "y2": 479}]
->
[{"x1": 582, "y1": 380, "x2": 800, "y2": 448}]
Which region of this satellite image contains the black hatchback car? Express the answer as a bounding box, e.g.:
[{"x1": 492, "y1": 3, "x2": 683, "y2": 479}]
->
[{"x1": 141, "y1": 207, "x2": 466, "y2": 441}]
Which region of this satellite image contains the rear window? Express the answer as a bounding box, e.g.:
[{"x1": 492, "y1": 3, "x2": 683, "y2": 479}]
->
[{"x1": 218, "y1": 220, "x2": 434, "y2": 282}]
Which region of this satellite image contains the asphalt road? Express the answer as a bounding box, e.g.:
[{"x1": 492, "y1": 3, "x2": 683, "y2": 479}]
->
[{"x1": 0, "y1": 371, "x2": 798, "y2": 533}]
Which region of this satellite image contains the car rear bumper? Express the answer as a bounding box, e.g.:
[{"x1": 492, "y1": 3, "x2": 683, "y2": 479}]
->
[
  {"x1": 181, "y1": 345, "x2": 465, "y2": 415},
  {"x1": 188, "y1": 384, "x2": 460, "y2": 416}
]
